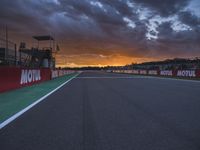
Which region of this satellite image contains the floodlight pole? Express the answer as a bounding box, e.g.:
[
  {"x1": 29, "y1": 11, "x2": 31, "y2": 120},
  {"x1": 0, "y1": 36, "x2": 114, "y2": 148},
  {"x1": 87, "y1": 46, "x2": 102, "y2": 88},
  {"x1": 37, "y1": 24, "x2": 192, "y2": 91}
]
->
[
  {"x1": 5, "y1": 25, "x2": 8, "y2": 63},
  {"x1": 15, "y1": 44, "x2": 17, "y2": 65},
  {"x1": 53, "y1": 34, "x2": 55, "y2": 51}
]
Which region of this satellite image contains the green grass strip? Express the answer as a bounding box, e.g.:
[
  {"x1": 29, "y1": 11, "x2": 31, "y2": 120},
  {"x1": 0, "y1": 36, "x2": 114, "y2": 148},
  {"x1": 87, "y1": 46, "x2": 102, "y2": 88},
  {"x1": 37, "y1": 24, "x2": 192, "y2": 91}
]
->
[{"x1": 0, "y1": 73, "x2": 77, "y2": 124}]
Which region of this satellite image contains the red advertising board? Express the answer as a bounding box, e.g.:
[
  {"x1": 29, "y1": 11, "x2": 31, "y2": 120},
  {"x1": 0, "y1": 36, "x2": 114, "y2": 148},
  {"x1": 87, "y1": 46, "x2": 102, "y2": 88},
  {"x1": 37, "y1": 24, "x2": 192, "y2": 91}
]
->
[
  {"x1": 196, "y1": 69, "x2": 200, "y2": 77},
  {"x1": 111, "y1": 69, "x2": 200, "y2": 78},
  {"x1": 51, "y1": 70, "x2": 75, "y2": 79},
  {"x1": 0, "y1": 67, "x2": 51, "y2": 93}
]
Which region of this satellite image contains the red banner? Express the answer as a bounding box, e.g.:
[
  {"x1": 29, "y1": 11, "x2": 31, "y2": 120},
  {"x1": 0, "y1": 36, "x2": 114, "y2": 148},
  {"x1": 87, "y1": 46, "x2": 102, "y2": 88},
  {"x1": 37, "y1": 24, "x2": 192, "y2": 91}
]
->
[
  {"x1": 0, "y1": 67, "x2": 51, "y2": 93},
  {"x1": 111, "y1": 69, "x2": 200, "y2": 78},
  {"x1": 51, "y1": 70, "x2": 75, "y2": 79}
]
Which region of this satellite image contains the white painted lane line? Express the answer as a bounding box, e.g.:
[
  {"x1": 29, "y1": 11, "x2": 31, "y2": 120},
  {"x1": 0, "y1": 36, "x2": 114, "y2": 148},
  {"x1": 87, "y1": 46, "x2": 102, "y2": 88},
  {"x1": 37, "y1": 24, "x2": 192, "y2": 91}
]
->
[
  {"x1": 133, "y1": 75, "x2": 200, "y2": 83},
  {"x1": 76, "y1": 77, "x2": 137, "y2": 79},
  {"x1": 76, "y1": 75, "x2": 200, "y2": 83},
  {"x1": 0, "y1": 73, "x2": 81, "y2": 130}
]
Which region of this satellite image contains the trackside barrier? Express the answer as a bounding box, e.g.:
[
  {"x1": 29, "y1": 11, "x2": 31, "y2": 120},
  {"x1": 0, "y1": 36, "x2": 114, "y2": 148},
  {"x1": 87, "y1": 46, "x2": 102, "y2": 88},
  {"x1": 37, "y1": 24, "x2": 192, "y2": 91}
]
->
[
  {"x1": 0, "y1": 67, "x2": 76, "y2": 93},
  {"x1": 0, "y1": 67, "x2": 51, "y2": 93},
  {"x1": 108, "y1": 69, "x2": 200, "y2": 78},
  {"x1": 51, "y1": 70, "x2": 76, "y2": 79}
]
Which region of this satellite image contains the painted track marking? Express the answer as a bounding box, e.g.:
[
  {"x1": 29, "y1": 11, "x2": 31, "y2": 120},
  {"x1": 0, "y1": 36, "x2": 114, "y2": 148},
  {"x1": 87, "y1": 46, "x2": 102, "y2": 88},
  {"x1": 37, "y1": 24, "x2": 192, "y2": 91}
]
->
[
  {"x1": 76, "y1": 75, "x2": 200, "y2": 83},
  {"x1": 76, "y1": 77, "x2": 137, "y2": 79},
  {"x1": 0, "y1": 73, "x2": 81, "y2": 130}
]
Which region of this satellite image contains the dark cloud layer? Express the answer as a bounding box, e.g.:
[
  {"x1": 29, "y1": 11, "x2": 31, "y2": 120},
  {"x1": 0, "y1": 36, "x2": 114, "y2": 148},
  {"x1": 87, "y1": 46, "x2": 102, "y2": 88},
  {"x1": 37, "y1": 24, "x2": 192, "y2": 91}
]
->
[
  {"x1": 133, "y1": 0, "x2": 190, "y2": 16},
  {"x1": 0, "y1": 0, "x2": 200, "y2": 66},
  {"x1": 179, "y1": 11, "x2": 200, "y2": 27}
]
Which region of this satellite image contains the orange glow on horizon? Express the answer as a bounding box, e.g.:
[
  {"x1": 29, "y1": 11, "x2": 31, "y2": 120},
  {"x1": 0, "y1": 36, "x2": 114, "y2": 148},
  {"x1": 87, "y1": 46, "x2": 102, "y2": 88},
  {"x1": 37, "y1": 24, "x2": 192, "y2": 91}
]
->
[{"x1": 55, "y1": 54, "x2": 162, "y2": 68}]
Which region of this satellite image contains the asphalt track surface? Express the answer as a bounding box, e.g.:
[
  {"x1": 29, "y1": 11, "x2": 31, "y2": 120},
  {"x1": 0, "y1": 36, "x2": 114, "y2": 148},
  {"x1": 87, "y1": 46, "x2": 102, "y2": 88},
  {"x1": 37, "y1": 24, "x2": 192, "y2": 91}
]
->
[{"x1": 0, "y1": 71, "x2": 200, "y2": 150}]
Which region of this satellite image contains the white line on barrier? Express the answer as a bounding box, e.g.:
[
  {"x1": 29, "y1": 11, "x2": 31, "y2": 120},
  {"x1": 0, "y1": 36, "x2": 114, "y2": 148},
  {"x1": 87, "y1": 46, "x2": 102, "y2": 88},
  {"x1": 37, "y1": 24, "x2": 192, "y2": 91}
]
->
[{"x1": 0, "y1": 72, "x2": 81, "y2": 130}]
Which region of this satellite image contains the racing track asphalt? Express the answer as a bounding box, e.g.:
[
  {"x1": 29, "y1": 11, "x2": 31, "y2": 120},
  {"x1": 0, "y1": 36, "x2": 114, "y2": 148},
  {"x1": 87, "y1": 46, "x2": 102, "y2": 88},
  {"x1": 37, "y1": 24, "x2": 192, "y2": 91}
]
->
[{"x1": 0, "y1": 71, "x2": 200, "y2": 150}]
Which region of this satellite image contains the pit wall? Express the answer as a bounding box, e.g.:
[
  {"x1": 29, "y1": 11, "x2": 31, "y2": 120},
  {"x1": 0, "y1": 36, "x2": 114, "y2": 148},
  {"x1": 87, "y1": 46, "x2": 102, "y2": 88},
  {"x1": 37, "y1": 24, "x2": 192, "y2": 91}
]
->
[
  {"x1": 108, "y1": 69, "x2": 200, "y2": 78},
  {"x1": 0, "y1": 67, "x2": 76, "y2": 93}
]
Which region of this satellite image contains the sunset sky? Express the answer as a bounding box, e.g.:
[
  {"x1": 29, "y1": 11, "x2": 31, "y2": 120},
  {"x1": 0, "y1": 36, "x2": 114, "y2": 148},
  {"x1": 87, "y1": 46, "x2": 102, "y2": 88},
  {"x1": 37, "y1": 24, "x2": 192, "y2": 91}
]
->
[{"x1": 0, "y1": 0, "x2": 200, "y2": 67}]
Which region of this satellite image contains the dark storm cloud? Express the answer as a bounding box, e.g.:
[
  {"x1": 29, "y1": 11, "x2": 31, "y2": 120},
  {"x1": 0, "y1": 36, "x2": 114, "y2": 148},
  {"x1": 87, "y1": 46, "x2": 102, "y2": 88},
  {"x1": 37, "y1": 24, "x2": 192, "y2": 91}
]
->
[
  {"x1": 157, "y1": 21, "x2": 200, "y2": 44},
  {"x1": 153, "y1": 21, "x2": 200, "y2": 57},
  {"x1": 0, "y1": 0, "x2": 199, "y2": 61},
  {"x1": 0, "y1": 0, "x2": 60, "y2": 34},
  {"x1": 132, "y1": 0, "x2": 190, "y2": 17},
  {"x1": 178, "y1": 11, "x2": 200, "y2": 27},
  {"x1": 101, "y1": 0, "x2": 133, "y2": 16},
  {"x1": 55, "y1": 0, "x2": 149, "y2": 56},
  {"x1": 59, "y1": 0, "x2": 127, "y2": 32}
]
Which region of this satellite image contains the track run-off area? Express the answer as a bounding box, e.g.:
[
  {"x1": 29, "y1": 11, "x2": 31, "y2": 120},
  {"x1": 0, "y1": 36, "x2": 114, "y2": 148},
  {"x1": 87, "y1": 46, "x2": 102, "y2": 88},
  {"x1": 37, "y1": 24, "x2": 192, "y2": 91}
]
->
[{"x1": 0, "y1": 71, "x2": 200, "y2": 150}]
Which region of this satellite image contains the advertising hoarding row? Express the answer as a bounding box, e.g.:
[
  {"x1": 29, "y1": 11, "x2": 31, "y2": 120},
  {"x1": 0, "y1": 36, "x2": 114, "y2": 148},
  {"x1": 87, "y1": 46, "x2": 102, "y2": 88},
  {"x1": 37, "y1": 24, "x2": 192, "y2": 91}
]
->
[
  {"x1": 0, "y1": 67, "x2": 75, "y2": 93},
  {"x1": 111, "y1": 69, "x2": 200, "y2": 78}
]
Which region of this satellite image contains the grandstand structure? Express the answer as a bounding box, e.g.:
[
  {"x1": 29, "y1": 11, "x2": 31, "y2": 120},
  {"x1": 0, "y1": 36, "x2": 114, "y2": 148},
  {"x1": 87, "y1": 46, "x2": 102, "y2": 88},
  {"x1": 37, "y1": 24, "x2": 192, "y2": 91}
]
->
[
  {"x1": 0, "y1": 27, "x2": 59, "y2": 68},
  {"x1": 19, "y1": 35, "x2": 59, "y2": 68}
]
